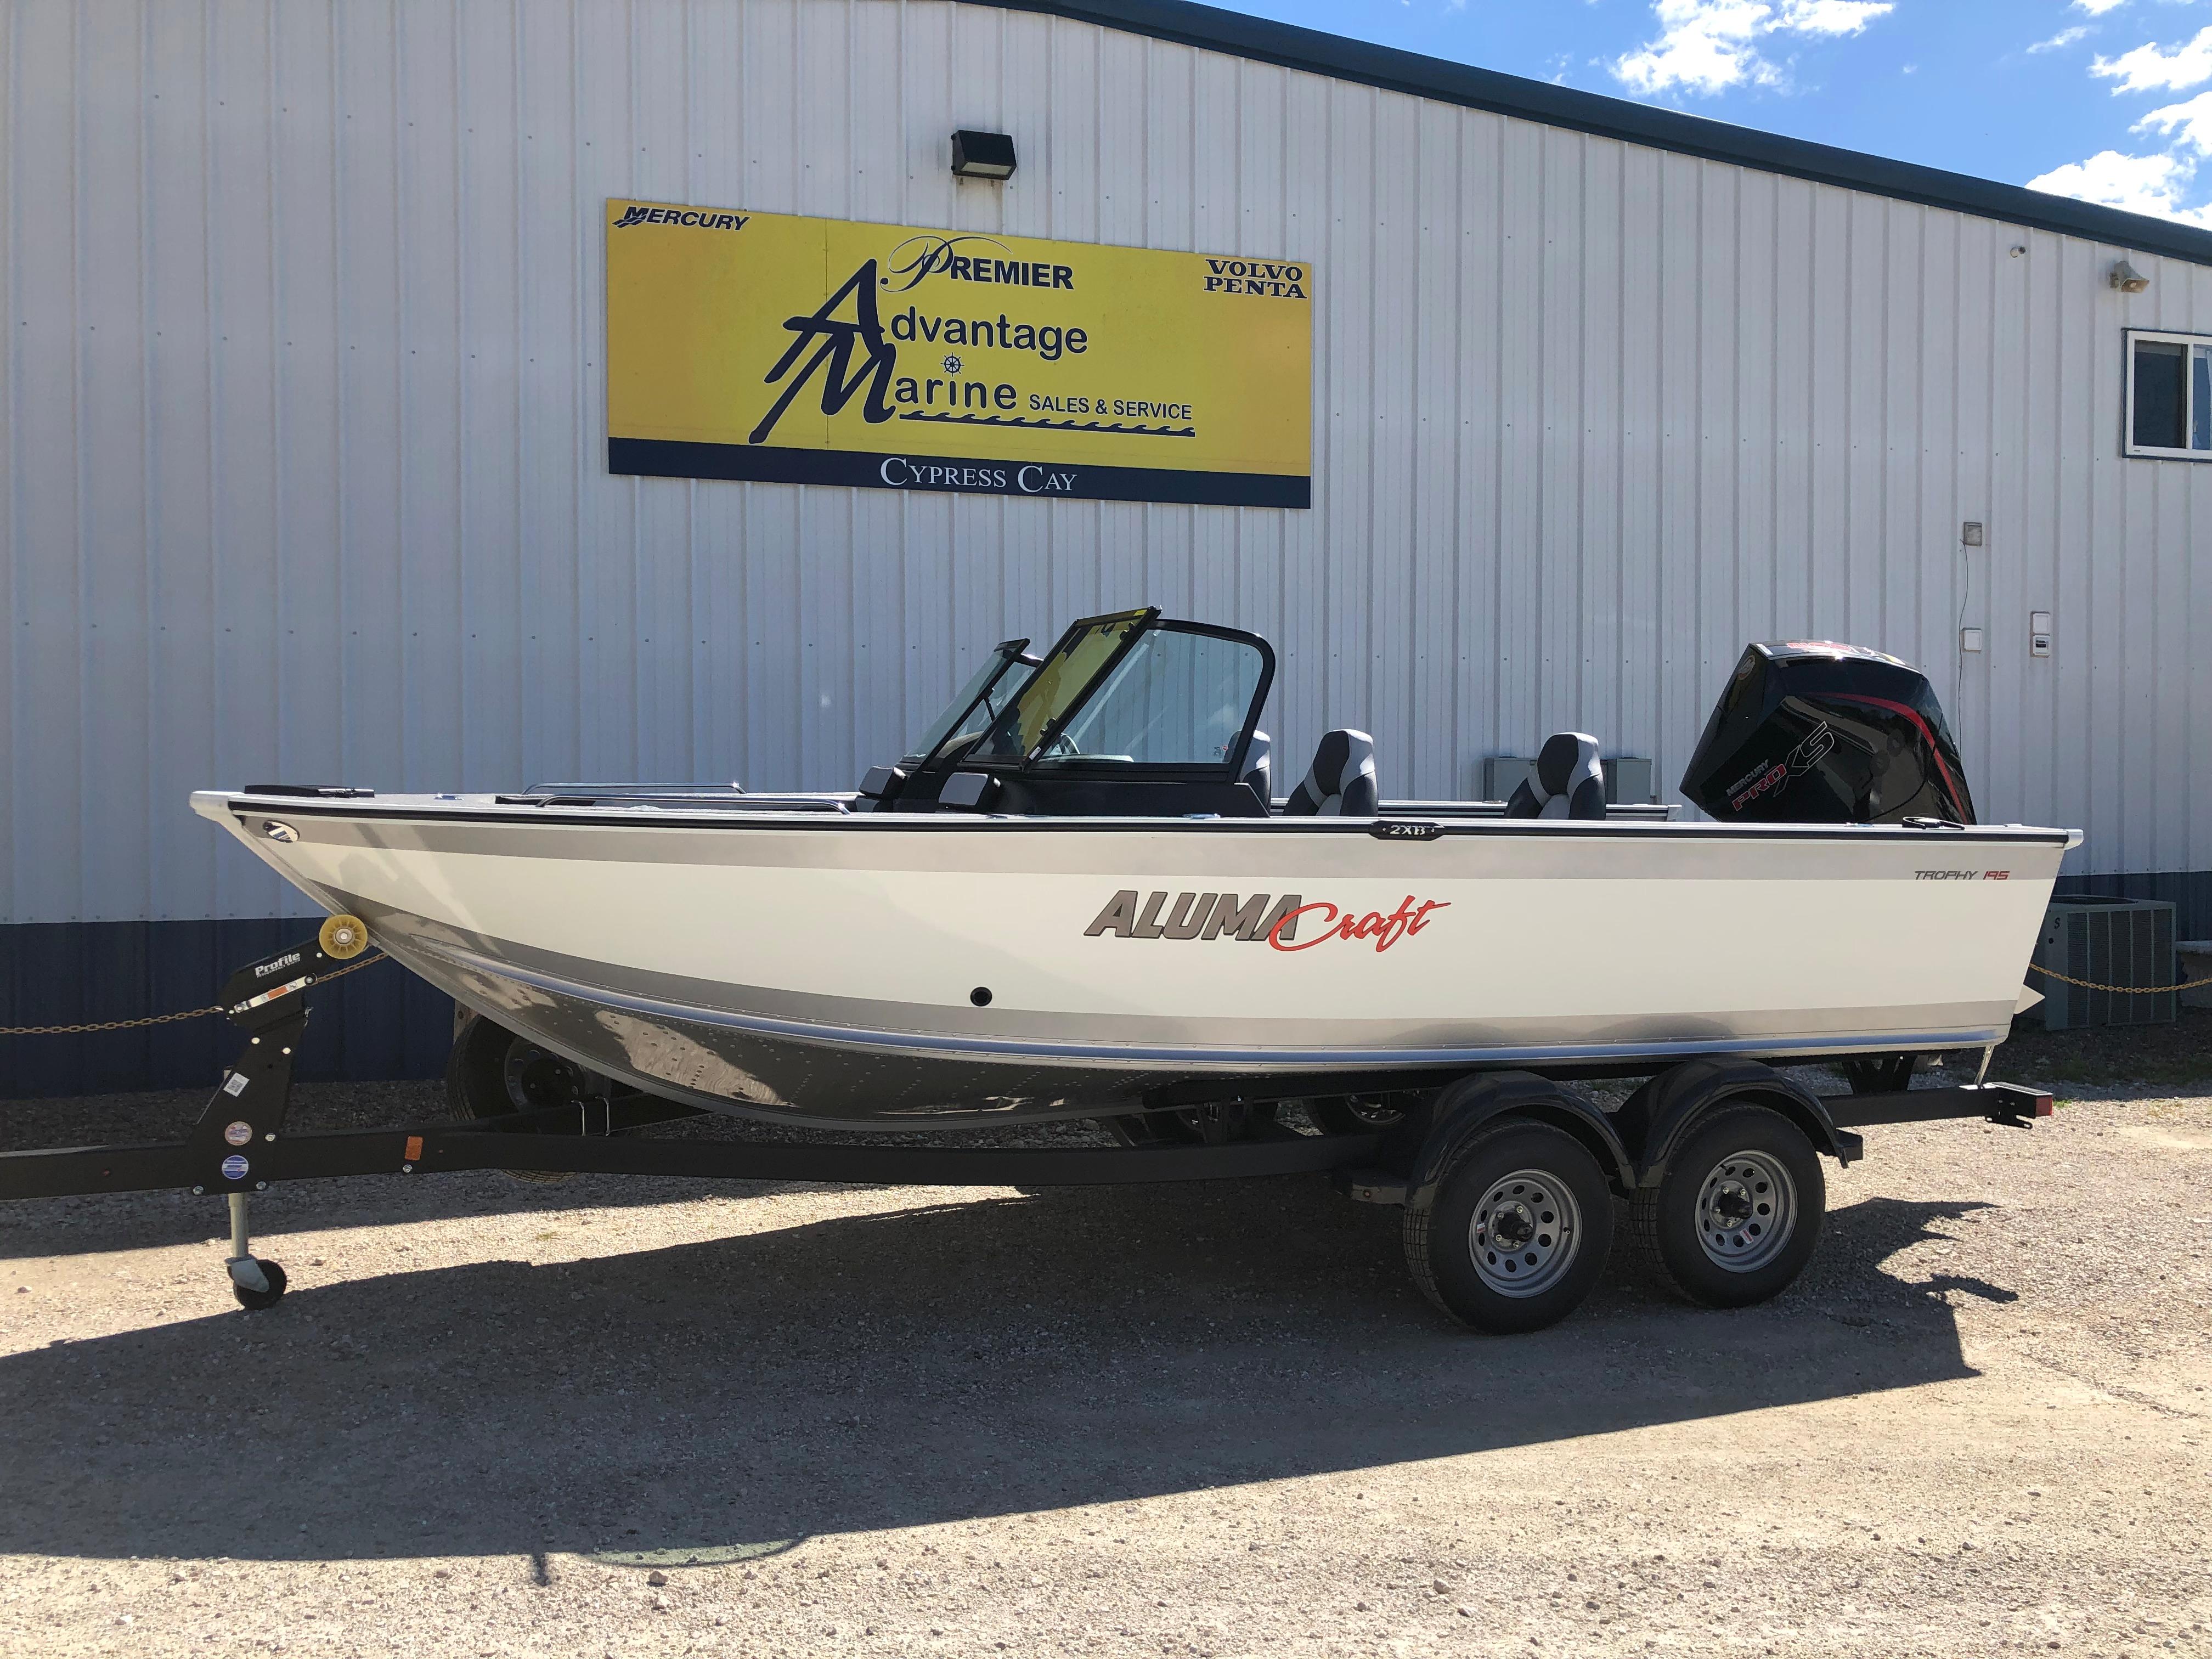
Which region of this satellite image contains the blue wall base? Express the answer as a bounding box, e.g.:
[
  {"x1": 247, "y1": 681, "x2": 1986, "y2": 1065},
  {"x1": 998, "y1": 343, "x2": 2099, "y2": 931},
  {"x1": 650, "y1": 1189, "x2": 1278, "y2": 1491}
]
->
[{"x1": 2, "y1": 919, "x2": 452, "y2": 1100}]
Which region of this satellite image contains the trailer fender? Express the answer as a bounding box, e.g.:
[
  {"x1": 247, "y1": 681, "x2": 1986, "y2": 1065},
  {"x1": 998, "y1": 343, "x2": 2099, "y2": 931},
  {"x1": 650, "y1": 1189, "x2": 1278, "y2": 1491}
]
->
[
  {"x1": 1403, "y1": 1071, "x2": 1637, "y2": 1209},
  {"x1": 1618, "y1": 1059, "x2": 1857, "y2": 1188}
]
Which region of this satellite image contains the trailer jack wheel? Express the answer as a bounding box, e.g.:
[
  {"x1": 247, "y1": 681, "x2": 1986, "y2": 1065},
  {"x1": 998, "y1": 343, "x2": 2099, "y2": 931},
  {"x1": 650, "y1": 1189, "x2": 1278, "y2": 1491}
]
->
[
  {"x1": 223, "y1": 1192, "x2": 288, "y2": 1310},
  {"x1": 228, "y1": 1256, "x2": 289, "y2": 1310}
]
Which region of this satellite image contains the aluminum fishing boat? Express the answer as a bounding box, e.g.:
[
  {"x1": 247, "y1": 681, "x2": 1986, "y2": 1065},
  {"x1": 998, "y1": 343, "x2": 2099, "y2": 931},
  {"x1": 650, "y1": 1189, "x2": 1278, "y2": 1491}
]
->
[{"x1": 193, "y1": 610, "x2": 2072, "y2": 1130}]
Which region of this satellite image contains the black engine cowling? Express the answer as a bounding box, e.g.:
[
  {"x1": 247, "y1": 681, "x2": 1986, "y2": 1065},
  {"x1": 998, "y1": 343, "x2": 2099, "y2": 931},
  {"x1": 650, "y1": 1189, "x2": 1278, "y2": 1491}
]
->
[{"x1": 1680, "y1": 641, "x2": 1974, "y2": 825}]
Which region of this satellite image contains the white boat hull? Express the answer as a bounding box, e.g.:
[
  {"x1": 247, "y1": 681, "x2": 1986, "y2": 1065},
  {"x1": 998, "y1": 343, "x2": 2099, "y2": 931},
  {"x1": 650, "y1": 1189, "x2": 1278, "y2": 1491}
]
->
[{"x1": 193, "y1": 791, "x2": 2070, "y2": 1128}]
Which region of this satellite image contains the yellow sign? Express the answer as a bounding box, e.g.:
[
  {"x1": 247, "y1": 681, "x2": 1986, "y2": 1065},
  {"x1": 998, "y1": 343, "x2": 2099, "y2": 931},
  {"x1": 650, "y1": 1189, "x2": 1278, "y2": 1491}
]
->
[{"x1": 605, "y1": 200, "x2": 1311, "y2": 507}]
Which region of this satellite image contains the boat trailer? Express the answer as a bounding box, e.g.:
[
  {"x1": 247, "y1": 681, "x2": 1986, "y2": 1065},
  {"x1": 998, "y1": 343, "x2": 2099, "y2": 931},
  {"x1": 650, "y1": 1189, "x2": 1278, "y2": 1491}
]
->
[{"x1": 0, "y1": 927, "x2": 2055, "y2": 1327}]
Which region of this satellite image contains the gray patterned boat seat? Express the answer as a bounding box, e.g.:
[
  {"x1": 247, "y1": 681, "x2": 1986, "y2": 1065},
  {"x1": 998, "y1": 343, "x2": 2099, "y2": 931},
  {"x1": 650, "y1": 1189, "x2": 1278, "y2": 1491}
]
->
[
  {"x1": 1285, "y1": 729, "x2": 1378, "y2": 816},
  {"x1": 1505, "y1": 732, "x2": 1606, "y2": 819}
]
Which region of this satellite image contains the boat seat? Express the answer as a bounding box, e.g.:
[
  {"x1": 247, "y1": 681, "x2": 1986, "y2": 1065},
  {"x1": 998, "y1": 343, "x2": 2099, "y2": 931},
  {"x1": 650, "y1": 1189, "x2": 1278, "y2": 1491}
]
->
[
  {"x1": 1504, "y1": 732, "x2": 1606, "y2": 820},
  {"x1": 1240, "y1": 731, "x2": 1272, "y2": 803},
  {"x1": 1284, "y1": 729, "x2": 1378, "y2": 816}
]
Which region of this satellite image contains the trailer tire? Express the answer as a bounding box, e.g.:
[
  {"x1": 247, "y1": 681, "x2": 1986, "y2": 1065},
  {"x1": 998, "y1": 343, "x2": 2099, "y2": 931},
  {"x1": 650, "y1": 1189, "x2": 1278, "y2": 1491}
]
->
[
  {"x1": 1630, "y1": 1104, "x2": 1824, "y2": 1308},
  {"x1": 1305, "y1": 1094, "x2": 1409, "y2": 1135},
  {"x1": 1402, "y1": 1119, "x2": 1613, "y2": 1335},
  {"x1": 445, "y1": 1014, "x2": 580, "y2": 1184},
  {"x1": 1103, "y1": 1103, "x2": 1277, "y2": 1146}
]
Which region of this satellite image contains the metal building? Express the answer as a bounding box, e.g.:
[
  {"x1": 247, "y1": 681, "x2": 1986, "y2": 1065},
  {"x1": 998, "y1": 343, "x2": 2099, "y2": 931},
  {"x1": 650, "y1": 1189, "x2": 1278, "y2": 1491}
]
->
[{"x1": 5, "y1": 0, "x2": 2210, "y2": 1095}]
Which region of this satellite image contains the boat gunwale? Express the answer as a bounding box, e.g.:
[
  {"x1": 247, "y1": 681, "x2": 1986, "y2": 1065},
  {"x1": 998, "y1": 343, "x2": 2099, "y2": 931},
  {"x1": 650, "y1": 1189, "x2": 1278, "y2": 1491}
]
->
[{"x1": 209, "y1": 792, "x2": 2077, "y2": 846}]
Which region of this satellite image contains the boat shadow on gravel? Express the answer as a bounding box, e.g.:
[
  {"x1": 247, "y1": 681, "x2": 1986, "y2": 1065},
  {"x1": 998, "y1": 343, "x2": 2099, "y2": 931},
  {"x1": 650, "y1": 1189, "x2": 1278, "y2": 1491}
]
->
[{"x1": 0, "y1": 1182, "x2": 2005, "y2": 1567}]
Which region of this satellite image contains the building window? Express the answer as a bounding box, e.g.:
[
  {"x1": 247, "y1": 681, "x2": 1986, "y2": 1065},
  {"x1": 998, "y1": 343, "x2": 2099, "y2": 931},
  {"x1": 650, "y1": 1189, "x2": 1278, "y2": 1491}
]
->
[{"x1": 2126, "y1": 329, "x2": 2212, "y2": 459}]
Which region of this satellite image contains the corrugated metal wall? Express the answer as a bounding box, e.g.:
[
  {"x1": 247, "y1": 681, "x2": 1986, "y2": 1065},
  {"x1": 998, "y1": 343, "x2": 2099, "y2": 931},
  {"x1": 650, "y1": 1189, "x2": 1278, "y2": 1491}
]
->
[{"x1": 5, "y1": 0, "x2": 2209, "y2": 934}]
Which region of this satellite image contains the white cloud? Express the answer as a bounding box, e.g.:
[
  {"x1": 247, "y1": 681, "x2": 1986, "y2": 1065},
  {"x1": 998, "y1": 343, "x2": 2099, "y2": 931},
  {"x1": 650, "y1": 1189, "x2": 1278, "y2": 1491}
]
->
[
  {"x1": 2072, "y1": 0, "x2": 2128, "y2": 15},
  {"x1": 1776, "y1": 0, "x2": 1894, "y2": 33},
  {"x1": 2138, "y1": 88, "x2": 2212, "y2": 154},
  {"x1": 1612, "y1": 0, "x2": 1892, "y2": 97},
  {"x1": 2028, "y1": 26, "x2": 2091, "y2": 54},
  {"x1": 2027, "y1": 148, "x2": 2212, "y2": 225},
  {"x1": 1615, "y1": 2, "x2": 1781, "y2": 95},
  {"x1": 2092, "y1": 25, "x2": 2212, "y2": 93}
]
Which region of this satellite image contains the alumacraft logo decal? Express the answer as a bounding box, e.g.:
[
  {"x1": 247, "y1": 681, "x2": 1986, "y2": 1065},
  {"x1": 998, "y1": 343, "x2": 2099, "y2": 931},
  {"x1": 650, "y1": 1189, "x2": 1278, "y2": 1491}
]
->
[{"x1": 1085, "y1": 891, "x2": 1448, "y2": 953}]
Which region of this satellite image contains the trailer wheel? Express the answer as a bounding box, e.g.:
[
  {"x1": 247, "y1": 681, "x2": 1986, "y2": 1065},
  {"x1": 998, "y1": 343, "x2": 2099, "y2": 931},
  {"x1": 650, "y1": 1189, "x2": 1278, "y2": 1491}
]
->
[
  {"x1": 1305, "y1": 1094, "x2": 1408, "y2": 1134},
  {"x1": 1841, "y1": 1054, "x2": 1916, "y2": 1096},
  {"x1": 1103, "y1": 1103, "x2": 1277, "y2": 1146},
  {"x1": 1402, "y1": 1119, "x2": 1614, "y2": 1335},
  {"x1": 445, "y1": 1013, "x2": 582, "y2": 1183},
  {"x1": 1630, "y1": 1104, "x2": 1825, "y2": 1308}
]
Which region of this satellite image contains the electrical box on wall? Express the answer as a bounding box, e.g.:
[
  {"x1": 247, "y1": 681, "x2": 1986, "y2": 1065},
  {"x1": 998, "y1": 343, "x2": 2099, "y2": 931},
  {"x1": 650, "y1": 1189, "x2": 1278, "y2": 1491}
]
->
[
  {"x1": 2030, "y1": 612, "x2": 2053, "y2": 657},
  {"x1": 1960, "y1": 628, "x2": 1984, "y2": 653}
]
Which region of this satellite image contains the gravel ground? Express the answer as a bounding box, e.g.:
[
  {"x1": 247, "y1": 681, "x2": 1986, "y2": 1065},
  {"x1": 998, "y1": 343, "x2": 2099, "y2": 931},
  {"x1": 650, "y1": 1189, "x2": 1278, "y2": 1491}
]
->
[{"x1": 3, "y1": 1039, "x2": 2210, "y2": 1657}]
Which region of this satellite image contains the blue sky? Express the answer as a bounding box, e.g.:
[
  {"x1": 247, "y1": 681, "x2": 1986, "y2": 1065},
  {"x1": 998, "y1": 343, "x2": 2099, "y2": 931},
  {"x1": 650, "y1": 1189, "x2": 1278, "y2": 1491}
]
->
[{"x1": 1207, "y1": 0, "x2": 2212, "y2": 227}]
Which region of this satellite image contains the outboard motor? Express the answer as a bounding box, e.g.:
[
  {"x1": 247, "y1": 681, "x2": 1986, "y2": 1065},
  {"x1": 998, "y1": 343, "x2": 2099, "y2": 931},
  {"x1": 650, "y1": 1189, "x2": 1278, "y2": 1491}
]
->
[{"x1": 1680, "y1": 641, "x2": 1974, "y2": 825}]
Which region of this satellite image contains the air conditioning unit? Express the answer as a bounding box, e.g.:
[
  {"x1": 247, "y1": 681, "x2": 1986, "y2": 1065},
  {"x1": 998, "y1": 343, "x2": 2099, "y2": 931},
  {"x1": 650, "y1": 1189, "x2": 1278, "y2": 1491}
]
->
[{"x1": 2030, "y1": 896, "x2": 2176, "y2": 1030}]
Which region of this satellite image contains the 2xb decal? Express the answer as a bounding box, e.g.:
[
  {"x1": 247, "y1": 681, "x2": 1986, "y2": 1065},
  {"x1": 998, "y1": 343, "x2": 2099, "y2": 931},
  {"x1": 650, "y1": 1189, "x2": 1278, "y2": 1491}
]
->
[{"x1": 1086, "y1": 890, "x2": 1449, "y2": 953}]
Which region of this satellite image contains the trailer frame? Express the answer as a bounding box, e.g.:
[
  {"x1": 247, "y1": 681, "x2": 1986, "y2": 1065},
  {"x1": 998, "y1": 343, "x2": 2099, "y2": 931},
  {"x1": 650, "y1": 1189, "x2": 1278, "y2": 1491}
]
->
[{"x1": 0, "y1": 929, "x2": 2055, "y2": 1322}]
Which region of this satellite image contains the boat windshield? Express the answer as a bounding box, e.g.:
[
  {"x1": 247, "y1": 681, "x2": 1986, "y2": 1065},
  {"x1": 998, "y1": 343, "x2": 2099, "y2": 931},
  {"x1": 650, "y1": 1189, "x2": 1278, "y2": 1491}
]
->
[
  {"x1": 903, "y1": 640, "x2": 1036, "y2": 765},
  {"x1": 1047, "y1": 628, "x2": 1265, "y2": 765},
  {"x1": 971, "y1": 612, "x2": 1149, "y2": 761},
  {"x1": 974, "y1": 612, "x2": 1266, "y2": 768}
]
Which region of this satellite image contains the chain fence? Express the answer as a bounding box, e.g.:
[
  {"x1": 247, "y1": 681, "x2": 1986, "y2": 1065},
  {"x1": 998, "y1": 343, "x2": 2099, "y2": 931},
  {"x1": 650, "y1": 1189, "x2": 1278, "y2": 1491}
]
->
[{"x1": 2025, "y1": 962, "x2": 2212, "y2": 995}]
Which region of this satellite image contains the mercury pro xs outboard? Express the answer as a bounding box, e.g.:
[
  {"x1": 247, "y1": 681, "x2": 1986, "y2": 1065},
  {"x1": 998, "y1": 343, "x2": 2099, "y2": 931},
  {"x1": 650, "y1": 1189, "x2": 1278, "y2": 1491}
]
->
[{"x1": 1680, "y1": 641, "x2": 1974, "y2": 826}]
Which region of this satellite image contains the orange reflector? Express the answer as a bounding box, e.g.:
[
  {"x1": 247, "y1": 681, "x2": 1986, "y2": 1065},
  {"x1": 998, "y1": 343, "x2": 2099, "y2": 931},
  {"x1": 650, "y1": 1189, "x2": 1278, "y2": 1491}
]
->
[
  {"x1": 2033, "y1": 1094, "x2": 2055, "y2": 1118},
  {"x1": 404, "y1": 1135, "x2": 424, "y2": 1160}
]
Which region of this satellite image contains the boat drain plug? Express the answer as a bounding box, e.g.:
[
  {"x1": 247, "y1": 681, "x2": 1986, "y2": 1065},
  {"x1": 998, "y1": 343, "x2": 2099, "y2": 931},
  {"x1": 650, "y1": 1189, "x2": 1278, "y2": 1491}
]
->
[{"x1": 970, "y1": 986, "x2": 993, "y2": 1006}]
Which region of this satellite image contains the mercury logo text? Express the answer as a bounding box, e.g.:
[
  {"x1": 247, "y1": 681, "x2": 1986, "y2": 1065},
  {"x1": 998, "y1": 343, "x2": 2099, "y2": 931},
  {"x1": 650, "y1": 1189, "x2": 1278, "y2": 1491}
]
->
[{"x1": 613, "y1": 205, "x2": 749, "y2": 231}]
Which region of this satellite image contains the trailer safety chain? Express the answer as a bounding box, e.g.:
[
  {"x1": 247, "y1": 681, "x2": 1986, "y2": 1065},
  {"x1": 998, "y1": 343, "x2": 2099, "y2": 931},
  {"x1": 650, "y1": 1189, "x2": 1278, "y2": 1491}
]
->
[
  {"x1": 2025, "y1": 962, "x2": 2212, "y2": 995},
  {"x1": 0, "y1": 952, "x2": 390, "y2": 1035}
]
